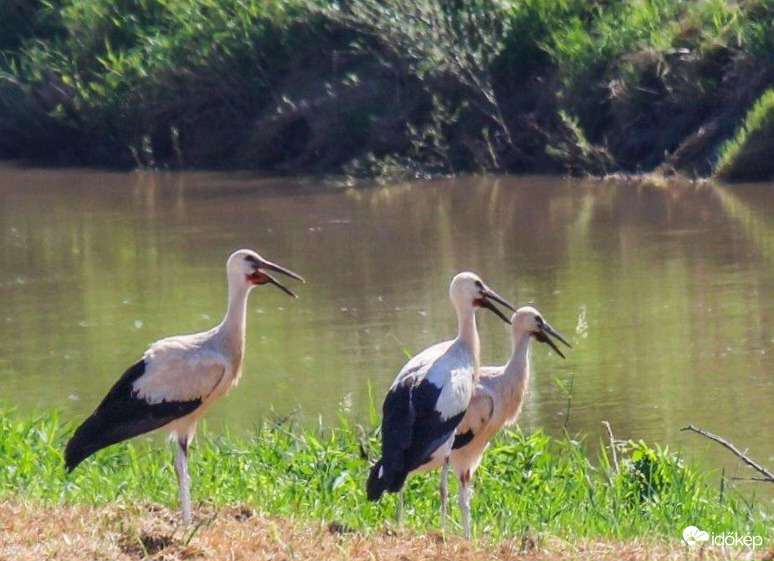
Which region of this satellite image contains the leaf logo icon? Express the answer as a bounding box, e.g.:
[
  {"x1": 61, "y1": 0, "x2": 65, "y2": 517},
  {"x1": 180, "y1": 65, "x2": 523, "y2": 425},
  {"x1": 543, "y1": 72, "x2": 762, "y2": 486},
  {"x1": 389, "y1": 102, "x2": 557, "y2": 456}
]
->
[{"x1": 683, "y1": 526, "x2": 710, "y2": 545}]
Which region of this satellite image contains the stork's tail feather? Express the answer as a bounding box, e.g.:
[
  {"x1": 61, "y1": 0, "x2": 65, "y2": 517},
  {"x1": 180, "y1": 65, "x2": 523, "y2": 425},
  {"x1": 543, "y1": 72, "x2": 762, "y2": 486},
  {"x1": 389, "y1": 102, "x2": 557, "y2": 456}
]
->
[
  {"x1": 64, "y1": 412, "x2": 112, "y2": 472},
  {"x1": 367, "y1": 459, "x2": 409, "y2": 501},
  {"x1": 366, "y1": 459, "x2": 386, "y2": 501}
]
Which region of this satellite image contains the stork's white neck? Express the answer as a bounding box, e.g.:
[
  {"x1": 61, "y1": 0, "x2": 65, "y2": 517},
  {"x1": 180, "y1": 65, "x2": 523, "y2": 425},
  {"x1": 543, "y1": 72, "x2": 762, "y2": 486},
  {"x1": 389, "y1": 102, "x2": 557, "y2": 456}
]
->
[
  {"x1": 510, "y1": 331, "x2": 532, "y2": 364},
  {"x1": 501, "y1": 331, "x2": 532, "y2": 403},
  {"x1": 456, "y1": 307, "x2": 481, "y2": 375},
  {"x1": 218, "y1": 280, "x2": 252, "y2": 353}
]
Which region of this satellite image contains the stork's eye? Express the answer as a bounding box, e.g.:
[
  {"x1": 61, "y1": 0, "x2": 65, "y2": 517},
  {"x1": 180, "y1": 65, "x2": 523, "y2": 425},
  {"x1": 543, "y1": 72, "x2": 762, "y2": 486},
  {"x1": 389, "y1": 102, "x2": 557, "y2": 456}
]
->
[{"x1": 474, "y1": 280, "x2": 483, "y2": 290}]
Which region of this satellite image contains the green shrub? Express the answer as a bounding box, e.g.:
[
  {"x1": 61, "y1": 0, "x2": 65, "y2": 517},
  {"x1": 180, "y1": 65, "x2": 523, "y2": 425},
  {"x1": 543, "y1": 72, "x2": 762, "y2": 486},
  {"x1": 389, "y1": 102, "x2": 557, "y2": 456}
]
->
[{"x1": 2, "y1": 0, "x2": 774, "y2": 174}]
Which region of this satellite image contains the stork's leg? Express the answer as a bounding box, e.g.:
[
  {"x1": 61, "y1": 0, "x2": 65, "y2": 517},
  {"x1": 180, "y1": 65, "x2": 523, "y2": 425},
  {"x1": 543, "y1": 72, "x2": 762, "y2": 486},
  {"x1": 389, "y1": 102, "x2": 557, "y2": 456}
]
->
[
  {"x1": 397, "y1": 488, "x2": 405, "y2": 527},
  {"x1": 174, "y1": 438, "x2": 192, "y2": 525},
  {"x1": 439, "y1": 457, "x2": 449, "y2": 532},
  {"x1": 459, "y1": 469, "x2": 473, "y2": 539}
]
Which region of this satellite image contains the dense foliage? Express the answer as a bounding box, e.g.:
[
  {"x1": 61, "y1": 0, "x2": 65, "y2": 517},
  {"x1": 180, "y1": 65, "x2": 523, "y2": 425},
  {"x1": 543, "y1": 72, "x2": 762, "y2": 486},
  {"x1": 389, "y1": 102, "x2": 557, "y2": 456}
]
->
[{"x1": 0, "y1": 0, "x2": 773, "y2": 179}]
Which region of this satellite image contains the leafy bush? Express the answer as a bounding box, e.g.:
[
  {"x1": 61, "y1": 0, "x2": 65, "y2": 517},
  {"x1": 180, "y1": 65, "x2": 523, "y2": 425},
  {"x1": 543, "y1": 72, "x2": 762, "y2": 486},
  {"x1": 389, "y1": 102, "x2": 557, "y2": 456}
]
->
[{"x1": 1, "y1": 0, "x2": 774, "y2": 175}]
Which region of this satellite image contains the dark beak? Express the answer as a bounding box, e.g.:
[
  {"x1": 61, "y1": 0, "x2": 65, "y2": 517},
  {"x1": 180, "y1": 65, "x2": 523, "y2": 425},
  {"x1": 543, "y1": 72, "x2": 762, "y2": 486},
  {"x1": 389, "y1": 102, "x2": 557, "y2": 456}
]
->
[
  {"x1": 534, "y1": 321, "x2": 572, "y2": 359},
  {"x1": 254, "y1": 259, "x2": 305, "y2": 298},
  {"x1": 478, "y1": 288, "x2": 517, "y2": 325}
]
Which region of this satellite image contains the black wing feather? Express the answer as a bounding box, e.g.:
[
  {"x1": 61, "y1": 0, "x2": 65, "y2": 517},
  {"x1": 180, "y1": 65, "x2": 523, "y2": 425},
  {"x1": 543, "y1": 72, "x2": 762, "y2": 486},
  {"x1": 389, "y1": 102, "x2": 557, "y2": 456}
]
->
[
  {"x1": 452, "y1": 429, "x2": 475, "y2": 450},
  {"x1": 368, "y1": 374, "x2": 466, "y2": 500},
  {"x1": 405, "y1": 379, "x2": 464, "y2": 470},
  {"x1": 372, "y1": 380, "x2": 415, "y2": 497},
  {"x1": 64, "y1": 359, "x2": 202, "y2": 472}
]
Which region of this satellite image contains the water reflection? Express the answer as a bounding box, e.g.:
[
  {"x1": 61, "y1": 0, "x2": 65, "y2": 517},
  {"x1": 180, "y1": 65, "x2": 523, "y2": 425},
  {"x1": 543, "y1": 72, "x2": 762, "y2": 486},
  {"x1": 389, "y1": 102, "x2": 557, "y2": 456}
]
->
[{"x1": 0, "y1": 165, "x2": 772, "y2": 476}]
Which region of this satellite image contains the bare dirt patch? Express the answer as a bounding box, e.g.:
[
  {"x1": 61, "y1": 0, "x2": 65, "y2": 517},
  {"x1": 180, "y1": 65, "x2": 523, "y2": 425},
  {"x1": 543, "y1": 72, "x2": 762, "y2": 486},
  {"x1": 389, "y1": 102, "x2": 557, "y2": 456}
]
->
[{"x1": 0, "y1": 500, "x2": 767, "y2": 561}]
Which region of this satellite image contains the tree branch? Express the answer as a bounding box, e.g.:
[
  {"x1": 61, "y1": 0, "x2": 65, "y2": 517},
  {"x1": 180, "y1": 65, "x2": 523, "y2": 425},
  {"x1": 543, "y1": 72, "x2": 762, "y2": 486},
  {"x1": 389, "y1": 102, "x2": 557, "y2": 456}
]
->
[
  {"x1": 680, "y1": 424, "x2": 774, "y2": 483},
  {"x1": 730, "y1": 476, "x2": 774, "y2": 483}
]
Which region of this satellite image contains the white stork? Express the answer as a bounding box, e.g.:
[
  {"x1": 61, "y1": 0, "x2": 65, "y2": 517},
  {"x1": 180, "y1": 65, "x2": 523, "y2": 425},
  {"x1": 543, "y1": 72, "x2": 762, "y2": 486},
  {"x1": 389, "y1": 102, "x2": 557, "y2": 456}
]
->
[
  {"x1": 449, "y1": 306, "x2": 570, "y2": 537},
  {"x1": 64, "y1": 249, "x2": 304, "y2": 525},
  {"x1": 366, "y1": 272, "x2": 516, "y2": 530}
]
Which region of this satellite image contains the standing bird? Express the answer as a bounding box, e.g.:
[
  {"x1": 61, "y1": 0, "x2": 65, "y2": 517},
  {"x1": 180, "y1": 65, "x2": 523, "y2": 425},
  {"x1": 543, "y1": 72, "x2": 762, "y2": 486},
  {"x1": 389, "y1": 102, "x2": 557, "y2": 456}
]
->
[
  {"x1": 449, "y1": 306, "x2": 570, "y2": 537},
  {"x1": 64, "y1": 249, "x2": 303, "y2": 524},
  {"x1": 366, "y1": 272, "x2": 516, "y2": 530}
]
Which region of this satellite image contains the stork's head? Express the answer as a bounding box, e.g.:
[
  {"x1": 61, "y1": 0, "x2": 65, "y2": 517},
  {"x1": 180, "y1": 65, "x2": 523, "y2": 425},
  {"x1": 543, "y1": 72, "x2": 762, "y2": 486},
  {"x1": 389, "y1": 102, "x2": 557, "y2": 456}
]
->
[
  {"x1": 226, "y1": 249, "x2": 305, "y2": 297},
  {"x1": 449, "y1": 272, "x2": 516, "y2": 324},
  {"x1": 511, "y1": 306, "x2": 571, "y2": 358}
]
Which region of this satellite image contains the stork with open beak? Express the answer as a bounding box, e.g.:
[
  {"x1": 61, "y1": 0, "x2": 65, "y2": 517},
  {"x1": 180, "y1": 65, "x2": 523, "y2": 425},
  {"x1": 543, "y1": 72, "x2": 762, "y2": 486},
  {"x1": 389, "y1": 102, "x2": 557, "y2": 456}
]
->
[
  {"x1": 64, "y1": 249, "x2": 304, "y2": 525},
  {"x1": 450, "y1": 306, "x2": 571, "y2": 537},
  {"x1": 366, "y1": 272, "x2": 516, "y2": 531}
]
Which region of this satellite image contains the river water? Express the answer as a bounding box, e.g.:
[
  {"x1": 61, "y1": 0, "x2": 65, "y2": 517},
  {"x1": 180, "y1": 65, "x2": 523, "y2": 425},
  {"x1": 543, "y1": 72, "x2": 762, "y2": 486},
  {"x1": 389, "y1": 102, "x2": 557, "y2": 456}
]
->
[{"x1": 0, "y1": 165, "x2": 772, "y2": 477}]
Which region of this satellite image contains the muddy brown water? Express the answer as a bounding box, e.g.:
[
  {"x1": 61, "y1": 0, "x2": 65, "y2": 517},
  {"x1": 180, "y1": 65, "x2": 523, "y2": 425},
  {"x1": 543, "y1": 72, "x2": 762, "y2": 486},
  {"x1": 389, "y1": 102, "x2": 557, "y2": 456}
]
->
[{"x1": 0, "y1": 165, "x2": 773, "y2": 483}]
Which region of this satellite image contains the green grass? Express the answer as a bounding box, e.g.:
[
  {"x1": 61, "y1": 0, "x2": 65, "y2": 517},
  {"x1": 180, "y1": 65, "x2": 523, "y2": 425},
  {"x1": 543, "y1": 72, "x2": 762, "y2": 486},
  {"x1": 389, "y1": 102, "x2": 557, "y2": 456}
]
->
[
  {"x1": 715, "y1": 88, "x2": 774, "y2": 181},
  {"x1": 1, "y1": 410, "x2": 771, "y2": 541}
]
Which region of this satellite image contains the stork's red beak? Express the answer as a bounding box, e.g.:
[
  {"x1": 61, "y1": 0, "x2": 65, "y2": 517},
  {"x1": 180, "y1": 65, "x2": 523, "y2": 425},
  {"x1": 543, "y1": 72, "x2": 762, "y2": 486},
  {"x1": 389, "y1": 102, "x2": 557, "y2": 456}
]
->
[
  {"x1": 475, "y1": 286, "x2": 516, "y2": 324},
  {"x1": 534, "y1": 319, "x2": 572, "y2": 359},
  {"x1": 249, "y1": 259, "x2": 305, "y2": 297}
]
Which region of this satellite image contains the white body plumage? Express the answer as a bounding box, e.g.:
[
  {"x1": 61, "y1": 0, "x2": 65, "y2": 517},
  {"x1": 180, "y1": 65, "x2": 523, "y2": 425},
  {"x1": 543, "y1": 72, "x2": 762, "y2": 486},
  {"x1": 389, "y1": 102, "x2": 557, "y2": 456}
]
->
[
  {"x1": 65, "y1": 249, "x2": 304, "y2": 525},
  {"x1": 367, "y1": 272, "x2": 516, "y2": 533},
  {"x1": 432, "y1": 306, "x2": 570, "y2": 538}
]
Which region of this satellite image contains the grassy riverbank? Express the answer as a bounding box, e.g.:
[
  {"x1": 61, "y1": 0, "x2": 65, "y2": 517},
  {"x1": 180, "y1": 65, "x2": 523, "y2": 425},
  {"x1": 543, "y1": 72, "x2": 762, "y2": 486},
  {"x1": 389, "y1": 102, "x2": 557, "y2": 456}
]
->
[
  {"x1": 1, "y1": 411, "x2": 772, "y2": 551},
  {"x1": 1, "y1": 0, "x2": 773, "y2": 180}
]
